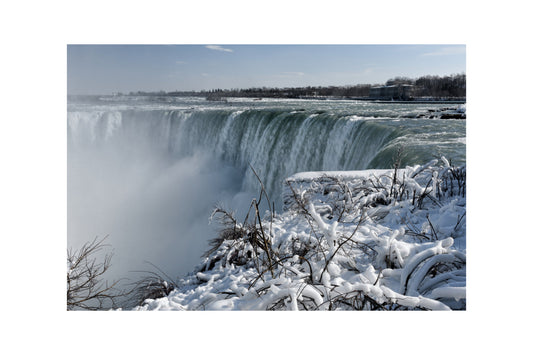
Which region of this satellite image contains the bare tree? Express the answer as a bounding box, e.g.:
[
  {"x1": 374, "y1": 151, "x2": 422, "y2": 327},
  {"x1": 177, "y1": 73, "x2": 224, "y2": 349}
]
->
[{"x1": 67, "y1": 237, "x2": 126, "y2": 310}]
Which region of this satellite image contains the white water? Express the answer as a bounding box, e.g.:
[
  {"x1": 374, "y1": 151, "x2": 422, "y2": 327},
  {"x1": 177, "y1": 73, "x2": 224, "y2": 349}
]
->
[
  {"x1": 67, "y1": 97, "x2": 466, "y2": 291},
  {"x1": 67, "y1": 121, "x2": 259, "y2": 289}
]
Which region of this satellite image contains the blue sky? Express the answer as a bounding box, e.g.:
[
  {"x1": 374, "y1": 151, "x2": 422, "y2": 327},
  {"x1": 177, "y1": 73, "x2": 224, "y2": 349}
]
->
[{"x1": 67, "y1": 44, "x2": 465, "y2": 95}]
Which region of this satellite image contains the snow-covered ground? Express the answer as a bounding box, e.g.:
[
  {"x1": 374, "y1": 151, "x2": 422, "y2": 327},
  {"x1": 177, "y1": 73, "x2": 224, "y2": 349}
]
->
[{"x1": 132, "y1": 158, "x2": 466, "y2": 310}]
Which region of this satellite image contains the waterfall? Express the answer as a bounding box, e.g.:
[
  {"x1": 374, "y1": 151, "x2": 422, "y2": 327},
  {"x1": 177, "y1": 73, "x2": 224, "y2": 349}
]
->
[
  {"x1": 67, "y1": 101, "x2": 464, "y2": 286},
  {"x1": 68, "y1": 108, "x2": 398, "y2": 201}
]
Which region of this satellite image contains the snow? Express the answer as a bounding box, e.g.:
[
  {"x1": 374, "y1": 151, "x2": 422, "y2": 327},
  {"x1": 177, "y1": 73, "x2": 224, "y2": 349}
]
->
[
  {"x1": 289, "y1": 169, "x2": 393, "y2": 181},
  {"x1": 131, "y1": 159, "x2": 466, "y2": 311},
  {"x1": 428, "y1": 286, "x2": 466, "y2": 301}
]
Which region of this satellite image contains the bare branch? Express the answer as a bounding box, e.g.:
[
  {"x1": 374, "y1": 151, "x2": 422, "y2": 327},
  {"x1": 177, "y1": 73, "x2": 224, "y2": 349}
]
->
[{"x1": 67, "y1": 236, "x2": 127, "y2": 310}]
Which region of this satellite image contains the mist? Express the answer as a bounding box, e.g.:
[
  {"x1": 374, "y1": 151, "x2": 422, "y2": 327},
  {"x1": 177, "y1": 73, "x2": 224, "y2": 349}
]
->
[{"x1": 67, "y1": 117, "x2": 255, "y2": 290}]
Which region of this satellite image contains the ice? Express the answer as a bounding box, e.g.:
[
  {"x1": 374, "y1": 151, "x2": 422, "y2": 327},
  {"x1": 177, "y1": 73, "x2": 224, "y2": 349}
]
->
[
  {"x1": 429, "y1": 286, "x2": 466, "y2": 301},
  {"x1": 441, "y1": 156, "x2": 450, "y2": 167},
  {"x1": 327, "y1": 263, "x2": 341, "y2": 277},
  {"x1": 132, "y1": 159, "x2": 466, "y2": 311}
]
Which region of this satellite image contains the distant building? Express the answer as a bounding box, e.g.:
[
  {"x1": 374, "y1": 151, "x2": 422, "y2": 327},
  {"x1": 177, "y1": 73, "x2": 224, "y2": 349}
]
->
[{"x1": 369, "y1": 85, "x2": 413, "y2": 100}]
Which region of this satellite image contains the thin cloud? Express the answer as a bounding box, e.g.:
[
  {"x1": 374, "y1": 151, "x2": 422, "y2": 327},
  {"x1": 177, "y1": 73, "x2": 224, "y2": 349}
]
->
[
  {"x1": 205, "y1": 45, "x2": 233, "y2": 53},
  {"x1": 278, "y1": 71, "x2": 305, "y2": 77},
  {"x1": 285, "y1": 71, "x2": 305, "y2": 76},
  {"x1": 360, "y1": 67, "x2": 374, "y2": 75},
  {"x1": 175, "y1": 61, "x2": 187, "y2": 65},
  {"x1": 422, "y1": 46, "x2": 465, "y2": 57}
]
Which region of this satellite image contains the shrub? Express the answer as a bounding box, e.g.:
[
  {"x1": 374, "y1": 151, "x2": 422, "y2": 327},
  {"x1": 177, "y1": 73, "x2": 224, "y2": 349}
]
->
[{"x1": 67, "y1": 237, "x2": 126, "y2": 310}]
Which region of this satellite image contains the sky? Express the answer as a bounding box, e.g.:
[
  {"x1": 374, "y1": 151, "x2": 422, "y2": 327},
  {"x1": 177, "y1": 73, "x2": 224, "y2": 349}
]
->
[
  {"x1": 5, "y1": 0, "x2": 533, "y2": 352},
  {"x1": 67, "y1": 44, "x2": 465, "y2": 95}
]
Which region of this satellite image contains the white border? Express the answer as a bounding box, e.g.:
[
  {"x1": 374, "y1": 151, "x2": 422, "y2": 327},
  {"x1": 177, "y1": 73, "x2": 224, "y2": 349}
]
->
[{"x1": 3, "y1": 0, "x2": 531, "y2": 354}]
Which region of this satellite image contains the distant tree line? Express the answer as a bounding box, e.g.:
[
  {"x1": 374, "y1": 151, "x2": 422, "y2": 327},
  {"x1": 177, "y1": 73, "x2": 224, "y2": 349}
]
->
[
  {"x1": 128, "y1": 73, "x2": 465, "y2": 100},
  {"x1": 206, "y1": 84, "x2": 374, "y2": 99},
  {"x1": 384, "y1": 73, "x2": 466, "y2": 98}
]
